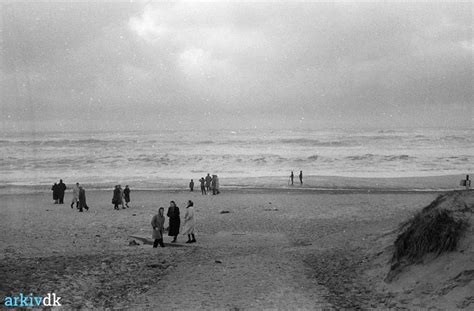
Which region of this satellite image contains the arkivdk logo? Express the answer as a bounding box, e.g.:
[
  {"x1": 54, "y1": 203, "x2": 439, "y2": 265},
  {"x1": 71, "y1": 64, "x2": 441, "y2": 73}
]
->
[{"x1": 4, "y1": 293, "x2": 61, "y2": 307}]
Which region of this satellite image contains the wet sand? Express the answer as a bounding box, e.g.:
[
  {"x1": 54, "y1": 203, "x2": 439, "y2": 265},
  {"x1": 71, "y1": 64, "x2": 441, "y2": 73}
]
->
[{"x1": 0, "y1": 187, "x2": 457, "y2": 309}]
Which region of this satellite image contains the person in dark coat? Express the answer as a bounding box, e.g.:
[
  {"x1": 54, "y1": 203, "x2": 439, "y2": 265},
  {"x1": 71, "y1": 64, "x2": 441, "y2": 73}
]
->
[
  {"x1": 78, "y1": 186, "x2": 88, "y2": 212},
  {"x1": 205, "y1": 173, "x2": 212, "y2": 193},
  {"x1": 189, "y1": 179, "x2": 194, "y2": 192},
  {"x1": 51, "y1": 183, "x2": 59, "y2": 204},
  {"x1": 199, "y1": 177, "x2": 206, "y2": 195},
  {"x1": 290, "y1": 171, "x2": 294, "y2": 185},
  {"x1": 123, "y1": 185, "x2": 130, "y2": 208},
  {"x1": 57, "y1": 179, "x2": 67, "y2": 204},
  {"x1": 299, "y1": 171, "x2": 303, "y2": 185},
  {"x1": 151, "y1": 207, "x2": 165, "y2": 248},
  {"x1": 112, "y1": 185, "x2": 121, "y2": 210},
  {"x1": 167, "y1": 201, "x2": 180, "y2": 243}
]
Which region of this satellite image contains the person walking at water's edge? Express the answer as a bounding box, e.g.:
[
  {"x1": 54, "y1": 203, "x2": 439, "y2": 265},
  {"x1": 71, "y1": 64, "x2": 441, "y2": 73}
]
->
[
  {"x1": 123, "y1": 185, "x2": 130, "y2": 208},
  {"x1": 151, "y1": 207, "x2": 166, "y2": 248},
  {"x1": 183, "y1": 200, "x2": 196, "y2": 243},
  {"x1": 57, "y1": 179, "x2": 67, "y2": 204},
  {"x1": 51, "y1": 183, "x2": 59, "y2": 204},
  {"x1": 199, "y1": 177, "x2": 206, "y2": 195},
  {"x1": 299, "y1": 171, "x2": 303, "y2": 185},
  {"x1": 112, "y1": 185, "x2": 122, "y2": 210},
  {"x1": 78, "y1": 186, "x2": 89, "y2": 212},
  {"x1": 71, "y1": 183, "x2": 80, "y2": 209},
  {"x1": 290, "y1": 171, "x2": 294, "y2": 185},
  {"x1": 205, "y1": 173, "x2": 212, "y2": 193},
  {"x1": 167, "y1": 201, "x2": 181, "y2": 243},
  {"x1": 189, "y1": 179, "x2": 194, "y2": 192}
]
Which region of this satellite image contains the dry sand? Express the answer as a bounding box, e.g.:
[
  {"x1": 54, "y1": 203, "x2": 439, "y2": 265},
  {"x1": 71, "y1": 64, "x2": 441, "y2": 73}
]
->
[{"x1": 0, "y1": 185, "x2": 471, "y2": 309}]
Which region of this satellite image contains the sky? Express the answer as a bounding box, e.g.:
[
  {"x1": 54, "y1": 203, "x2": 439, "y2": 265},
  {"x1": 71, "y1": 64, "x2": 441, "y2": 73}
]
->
[{"x1": 1, "y1": 1, "x2": 472, "y2": 132}]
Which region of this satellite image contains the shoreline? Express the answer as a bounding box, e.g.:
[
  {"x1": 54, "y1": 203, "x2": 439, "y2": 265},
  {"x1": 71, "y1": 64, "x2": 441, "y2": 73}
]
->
[{"x1": 0, "y1": 174, "x2": 468, "y2": 195}]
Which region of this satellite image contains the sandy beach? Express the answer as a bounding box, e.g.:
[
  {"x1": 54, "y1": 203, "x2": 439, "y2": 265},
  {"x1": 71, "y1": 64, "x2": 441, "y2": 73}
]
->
[{"x1": 3, "y1": 179, "x2": 469, "y2": 309}]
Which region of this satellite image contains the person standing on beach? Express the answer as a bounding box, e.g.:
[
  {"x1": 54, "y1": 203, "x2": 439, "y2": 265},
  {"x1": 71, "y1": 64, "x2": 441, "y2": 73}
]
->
[
  {"x1": 183, "y1": 200, "x2": 196, "y2": 243},
  {"x1": 123, "y1": 185, "x2": 130, "y2": 208},
  {"x1": 151, "y1": 207, "x2": 165, "y2": 248},
  {"x1": 167, "y1": 201, "x2": 180, "y2": 243},
  {"x1": 290, "y1": 171, "x2": 294, "y2": 185},
  {"x1": 118, "y1": 185, "x2": 125, "y2": 209},
  {"x1": 78, "y1": 186, "x2": 89, "y2": 212},
  {"x1": 189, "y1": 179, "x2": 194, "y2": 192},
  {"x1": 199, "y1": 177, "x2": 206, "y2": 195},
  {"x1": 299, "y1": 171, "x2": 303, "y2": 185},
  {"x1": 112, "y1": 185, "x2": 121, "y2": 210},
  {"x1": 71, "y1": 183, "x2": 80, "y2": 209},
  {"x1": 205, "y1": 173, "x2": 212, "y2": 193},
  {"x1": 57, "y1": 179, "x2": 67, "y2": 204},
  {"x1": 51, "y1": 183, "x2": 59, "y2": 204}
]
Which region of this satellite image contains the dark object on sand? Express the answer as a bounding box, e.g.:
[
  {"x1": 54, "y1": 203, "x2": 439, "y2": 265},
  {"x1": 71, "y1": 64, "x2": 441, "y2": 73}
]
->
[
  {"x1": 129, "y1": 240, "x2": 140, "y2": 246},
  {"x1": 220, "y1": 210, "x2": 230, "y2": 214},
  {"x1": 388, "y1": 191, "x2": 470, "y2": 280}
]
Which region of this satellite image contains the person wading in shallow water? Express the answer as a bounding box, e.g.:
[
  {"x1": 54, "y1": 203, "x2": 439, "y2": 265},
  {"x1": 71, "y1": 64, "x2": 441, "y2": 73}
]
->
[
  {"x1": 167, "y1": 201, "x2": 181, "y2": 243},
  {"x1": 151, "y1": 207, "x2": 165, "y2": 248},
  {"x1": 299, "y1": 171, "x2": 303, "y2": 185},
  {"x1": 290, "y1": 171, "x2": 294, "y2": 185},
  {"x1": 183, "y1": 200, "x2": 196, "y2": 243}
]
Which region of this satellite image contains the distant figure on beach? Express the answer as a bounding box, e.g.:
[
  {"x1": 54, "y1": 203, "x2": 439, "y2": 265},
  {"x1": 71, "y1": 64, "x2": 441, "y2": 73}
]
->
[
  {"x1": 167, "y1": 201, "x2": 180, "y2": 243},
  {"x1": 123, "y1": 185, "x2": 130, "y2": 208},
  {"x1": 199, "y1": 177, "x2": 206, "y2": 195},
  {"x1": 183, "y1": 200, "x2": 196, "y2": 243},
  {"x1": 78, "y1": 186, "x2": 89, "y2": 212},
  {"x1": 211, "y1": 175, "x2": 220, "y2": 195},
  {"x1": 151, "y1": 207, "x2": 165, "y2": 248},
  {"x1": 189, "y1": 179, "x2": 194, "y2": 192},
  {"x1": 461, "y1": 175, "x2": 471, "y2": 190},
  {"x1": 118, "y1": 185, "x2": 125, "y2": 209},
  {"x1": 299, "y1": 171, "x2": 303, "y2": 185},
  {"x1": 112, "y1": 185, "x2": 122, "y2": 210},
  {"x1": 71, "y1": 183, "x2": 80, "y2": 209},
  {"x1": 57, "y1": 179, "x2": 67, "y2": 204},
  {"x1": 51, "y1": 183, "x2": 59, "y2": 204},
  {"x1": 205, "y1": 173, "x2": 212, "y2": 193},
  {"x1": 290, "y1": 171, "x2": 294, "y2": 185}
]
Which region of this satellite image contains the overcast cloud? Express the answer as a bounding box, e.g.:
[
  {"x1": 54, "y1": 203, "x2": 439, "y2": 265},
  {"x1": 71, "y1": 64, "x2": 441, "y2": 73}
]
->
[{"x1": 1, "y1": 1, "x2": 472, "y2": 132}]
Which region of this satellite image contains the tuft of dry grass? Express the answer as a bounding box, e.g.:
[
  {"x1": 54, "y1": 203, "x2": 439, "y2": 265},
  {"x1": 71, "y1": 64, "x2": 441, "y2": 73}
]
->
[{"x1": 389, "y1": 193, "x2": 470, "y2": 278}]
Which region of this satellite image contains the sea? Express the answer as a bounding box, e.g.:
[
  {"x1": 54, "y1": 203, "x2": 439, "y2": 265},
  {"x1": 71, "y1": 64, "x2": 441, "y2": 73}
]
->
[{"x1": 0, "y1": 127, "x2": 472, "y2": 193}]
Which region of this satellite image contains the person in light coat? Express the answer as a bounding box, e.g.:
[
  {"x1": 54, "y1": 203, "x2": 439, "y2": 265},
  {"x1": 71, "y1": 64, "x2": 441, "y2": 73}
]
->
[
  {"x1": 182, "y1": 200, "x2": 196, "y2": 243},
  {"x1": 71, "y1": 183, "x2": 80, "y2": 209},
  {"x1": 151, "y1": 207, "x2": 165, "y2": 248}
]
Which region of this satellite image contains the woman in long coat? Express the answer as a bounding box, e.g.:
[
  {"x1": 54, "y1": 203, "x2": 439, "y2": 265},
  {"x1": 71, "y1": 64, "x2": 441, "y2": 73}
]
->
[
  {"x1": 167, "y1": 201, "x2": 180, "y2": 243},
  {"x1": 112, "y1": 185, "x2": 121, "y2": 210},
  {"x1": 151, "y1": 207, "x2": 165, "y2": 248},
  {"x1": 78, "y1": 186, "x2": 88, "y2": 212},
  {"x1": 182, "y1": 200, "x2": 196, "y2": 243}
]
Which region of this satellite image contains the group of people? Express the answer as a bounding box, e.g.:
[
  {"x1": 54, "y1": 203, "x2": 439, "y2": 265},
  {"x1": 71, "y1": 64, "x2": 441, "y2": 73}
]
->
[
  {"x1": 151, "y1": 200, "x2": 196, "y2": 248},
  {"x1": 290, "y1": 171, "x2": 303, "y2": 185},
  {"x1": 51, "y1": 180, "x2": 89, "y2": 212},
  {"x1": 51, "y1": 179, "x2": 67, "y2": 204},
  {"x1": 112, "y1": 185, "x2": 131, "y2": 210},
  {"x1": 196, "y1": 173, "x2": 220, "y2": 195}
]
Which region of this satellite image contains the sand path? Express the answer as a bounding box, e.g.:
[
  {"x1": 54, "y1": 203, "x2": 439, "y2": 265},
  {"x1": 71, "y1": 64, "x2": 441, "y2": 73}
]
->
[{"x1": 134, "y1": 231, "x2": 331, "y2": 309}]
